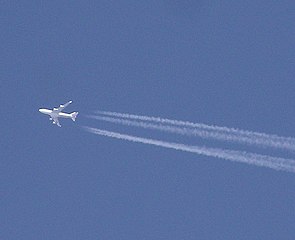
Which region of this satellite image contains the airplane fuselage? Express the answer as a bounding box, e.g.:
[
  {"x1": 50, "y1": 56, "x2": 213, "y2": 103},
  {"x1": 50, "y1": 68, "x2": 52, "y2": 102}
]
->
[{"x1": 39, "y1": 108, "x2": 73, "y2": 119}]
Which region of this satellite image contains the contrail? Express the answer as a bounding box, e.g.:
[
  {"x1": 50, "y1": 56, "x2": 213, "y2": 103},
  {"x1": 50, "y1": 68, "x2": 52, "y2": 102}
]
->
[
  {"x1": 93, "y1": 110, "x2": 295, "y2": 151},
  {"x1": 88, "y1": 115, "x2": 273, "y2": 148},
  {"x1": 83, "y1": 126, "x2": 295, "y2": 173},
  {"x1": 88, "y1": 115, "x2": 227, "y2": 139}
]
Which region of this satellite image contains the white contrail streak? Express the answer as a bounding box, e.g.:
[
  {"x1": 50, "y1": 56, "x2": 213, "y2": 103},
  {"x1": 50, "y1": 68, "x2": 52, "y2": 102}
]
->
[
  {"x1": 94, "y1": 110, "x2": 295, "y2": 151},
  {"x1": 83, "y1": 126, "x2": 295, "y2": 173},
  {"x1": 88, "y1": 115, "x2": 226, "y2": 139}
]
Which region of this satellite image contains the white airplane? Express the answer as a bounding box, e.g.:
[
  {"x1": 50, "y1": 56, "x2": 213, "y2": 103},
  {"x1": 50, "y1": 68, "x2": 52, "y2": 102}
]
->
[{"x1": 39, "y1": 101, "x2": 78, "y2": 127}]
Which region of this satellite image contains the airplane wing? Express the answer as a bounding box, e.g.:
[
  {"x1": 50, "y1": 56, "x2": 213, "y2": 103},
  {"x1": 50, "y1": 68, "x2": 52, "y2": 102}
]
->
[
  {"x1": 52, "y1": 101, "x2": 72, "y2": 113},
  {"x1": 52, "y1": 117, "x2": 61, "y2": 127}
]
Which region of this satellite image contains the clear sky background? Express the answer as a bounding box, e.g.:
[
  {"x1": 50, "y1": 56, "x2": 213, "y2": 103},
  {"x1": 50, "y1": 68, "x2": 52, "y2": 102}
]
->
[{"x1": 2, "y1": 1, "x2": 295, "y2": 239}]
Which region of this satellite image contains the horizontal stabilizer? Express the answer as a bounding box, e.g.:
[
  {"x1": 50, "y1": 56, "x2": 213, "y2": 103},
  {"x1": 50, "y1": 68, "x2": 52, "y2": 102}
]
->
[{"x1": 71, "y1": 112, "x2": 79, "y2": 122}]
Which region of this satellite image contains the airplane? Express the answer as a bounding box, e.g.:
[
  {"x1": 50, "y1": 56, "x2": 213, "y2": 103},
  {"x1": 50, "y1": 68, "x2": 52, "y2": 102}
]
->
[{"x1": 39, "y1": 101, "x2": 78, "y2": 127}]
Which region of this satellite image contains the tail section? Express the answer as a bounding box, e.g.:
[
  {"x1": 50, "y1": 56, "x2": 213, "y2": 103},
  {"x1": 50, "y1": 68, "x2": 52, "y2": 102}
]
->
[{"x1": 71, "y1": 112, "x2": 79, "y2": 122}]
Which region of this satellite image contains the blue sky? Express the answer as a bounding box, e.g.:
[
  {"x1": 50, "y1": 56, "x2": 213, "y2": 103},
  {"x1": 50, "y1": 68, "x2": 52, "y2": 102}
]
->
[{"x1": 2, "y1": 1, "x2": 295, "y2": 239}]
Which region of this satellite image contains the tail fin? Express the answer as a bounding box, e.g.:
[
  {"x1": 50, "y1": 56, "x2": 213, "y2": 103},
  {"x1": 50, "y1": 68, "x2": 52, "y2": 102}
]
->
[{"x1": 71, "y1": 112, "x2": 79, "y2": 122}]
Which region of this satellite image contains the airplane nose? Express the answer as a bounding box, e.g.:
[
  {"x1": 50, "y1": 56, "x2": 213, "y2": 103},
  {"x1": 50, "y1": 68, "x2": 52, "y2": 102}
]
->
[{"x1": 39, "y1": 108, "x2": 46, "y2": 114}]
